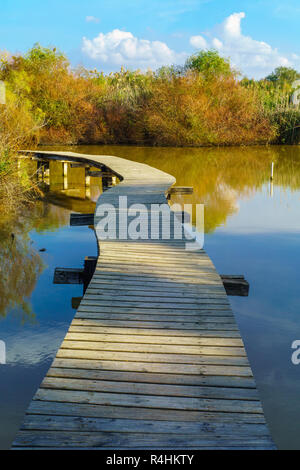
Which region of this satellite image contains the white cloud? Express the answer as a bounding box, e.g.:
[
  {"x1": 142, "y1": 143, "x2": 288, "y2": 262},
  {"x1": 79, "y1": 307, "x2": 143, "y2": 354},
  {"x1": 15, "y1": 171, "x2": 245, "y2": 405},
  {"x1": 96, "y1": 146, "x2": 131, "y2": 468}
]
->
[
  {"x1": 212, "y1": 38, "x2": 223, "y2": 50},
  {"x1": 81, "y1": 13, "x2": 300, "y2": 77},
  {"x1": 190, "y1": 12, "x2": 300, "y2": 78},
  {"x1": 190, "y1": 35, "x2": 207, "y2": 49},
  {"x1": 86, "y1": 16, "x2": 100, "y2": 24},
  {"x1": 82, "y1": 29, "x2": 186, "y2": 70},
  {"x1": 223, "y1": 11, "x2": 244, "y2": 37}
]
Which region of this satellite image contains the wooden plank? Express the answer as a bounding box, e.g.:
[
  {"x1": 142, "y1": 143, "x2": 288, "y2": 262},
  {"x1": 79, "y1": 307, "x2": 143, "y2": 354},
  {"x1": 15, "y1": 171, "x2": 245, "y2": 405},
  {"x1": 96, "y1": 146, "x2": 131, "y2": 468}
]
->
[
  {"x1": 26, "y1": 401, "x2": 267, "y2": 424},
  {"x1": 56, "y1": 349, "x2": 249, "y2": 366},
  {"x1": 21, "y1": 415, "x2": 269, "y2": 436},
  {"x1": 40, "y1": 377, "x2": 258, "y2": 400},
  {"x1": 221, "y1": 275, "x2": 250, "y2": 297},
  {"x1": 82, "y1": 293, "x2": 230, "y2": 305},
  {"x1": 92, "y1": 272, "x2": 222, "y2": 285},
  {"x1": 76, "y1": 308, "x2": 234, "y2": 318},
  {"x1": 60, "y1": 340, "x2": 246, "y2": 357},
  {"x1": 46, "y1": 367, "x2": 255, "y2": 388},
  {"x1": 95, "y1": 263, "x2": 219, "y2": 275},
  {"x1": 72, "y1": 318, "x2": 239, "y2": 330},
  {"x1": 77, "y1": 301, "x2": 231, "y2": 311},
  {"x1": 168, "y1": 186, "x2": 194, "y2": 195},
  {"x1": 13, "y1": 431, "x2": 274, "y2": 448},
  {"x1": 33, "y1": 389, "x2": 263, "y2": 413},
  {"x1": 53, "y1": 268, "x2": 83, "y2": 284},
  {"x1": 65, "y1": 331, "x2": 244, "y2": 346},
  {"x1": 70, "y1": 213, "x2": 94, "y2": 226},
  {"x1": 69, "y1": 322, "x2": 242, "y2": 338},
  {"x1": 98, "y1": 253, "x2": 214, "y2": 264},
  {"x1": 87, "y1": 281, "x2": 226, "y2": 294},
  {"x1": 51, "y1": 358, "x2": 253, "y2": 376}
]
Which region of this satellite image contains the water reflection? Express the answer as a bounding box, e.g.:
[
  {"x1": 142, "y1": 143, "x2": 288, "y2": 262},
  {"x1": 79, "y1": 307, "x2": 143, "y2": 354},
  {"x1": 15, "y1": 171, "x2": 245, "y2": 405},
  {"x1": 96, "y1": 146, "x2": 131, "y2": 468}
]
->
[
  {"x1": 0, "y1": 157, "x2": 110, "y2": 321},
  {"x1": 47, "y1": 144, "x2": 300, "y2": 233},
  {"x1": 0, "y1": 225, "x2": 43, "y2": 322}
]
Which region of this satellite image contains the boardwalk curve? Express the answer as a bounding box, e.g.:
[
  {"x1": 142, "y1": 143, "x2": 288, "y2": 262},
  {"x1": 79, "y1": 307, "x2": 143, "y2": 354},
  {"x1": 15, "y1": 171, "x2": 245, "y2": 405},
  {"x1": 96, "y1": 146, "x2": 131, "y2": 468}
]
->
[{"x1": 12, "y1": 151, "x2": 275, "y2": 449}]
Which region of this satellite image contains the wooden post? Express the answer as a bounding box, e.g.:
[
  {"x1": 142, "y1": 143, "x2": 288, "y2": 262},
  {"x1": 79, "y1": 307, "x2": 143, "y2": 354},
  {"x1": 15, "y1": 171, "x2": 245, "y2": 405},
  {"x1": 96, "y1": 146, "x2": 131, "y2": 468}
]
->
[
  {"x1": 53, "y1": 256, "x2": 97, "y2": 293},
  {"x1": 85, "y1": 168, "x2": 91, "y2": 198},
  {"x1": 270, "y1": 162, "x2": 274, "y2": 181},
  {"x1": 220, "y1": 275, "x2": 249, "y2": 296},
  {"x1": 102, "y1": 175, "x2": 113, "y2": 191},
  {"x1": 71, "y1": 297, "x2": 83, "y2": 309},
  {"x1": 70, "y1": 213, "x2": 94, "y2": 226},
  {"x1": 63, "y1": 162, "x2": 68, "y2": 190},
  {"x1": 167, "y1": 186, "x2": 193, "y2": 200},
  {"x1": 83, "y1": 256, "x2": 97, "y2": 293}
]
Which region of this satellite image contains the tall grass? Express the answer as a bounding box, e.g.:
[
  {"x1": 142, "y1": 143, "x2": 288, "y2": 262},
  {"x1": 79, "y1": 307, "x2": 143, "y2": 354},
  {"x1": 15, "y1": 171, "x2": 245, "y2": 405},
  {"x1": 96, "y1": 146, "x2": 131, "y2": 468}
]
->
[{"x1": 241, "y1": 77, "x2": 300, "y2": 144}]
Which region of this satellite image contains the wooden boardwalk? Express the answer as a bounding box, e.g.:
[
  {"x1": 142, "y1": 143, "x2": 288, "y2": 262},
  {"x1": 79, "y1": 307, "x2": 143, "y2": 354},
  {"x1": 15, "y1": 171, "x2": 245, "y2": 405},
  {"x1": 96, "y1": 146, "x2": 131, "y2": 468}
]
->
[{"x1": 12, "y1": 151, "x2": 275, "y2": 449}]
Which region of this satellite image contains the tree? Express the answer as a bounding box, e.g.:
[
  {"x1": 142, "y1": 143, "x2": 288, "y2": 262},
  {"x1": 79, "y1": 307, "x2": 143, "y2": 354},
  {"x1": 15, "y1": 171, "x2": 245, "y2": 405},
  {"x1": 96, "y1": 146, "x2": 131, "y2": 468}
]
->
[
  {"x1": 265, "y1": 67, "x2": 300, "y2": 86},
  {"x1": 185, "y1": 50, "x2": 234, "y2": 78}
]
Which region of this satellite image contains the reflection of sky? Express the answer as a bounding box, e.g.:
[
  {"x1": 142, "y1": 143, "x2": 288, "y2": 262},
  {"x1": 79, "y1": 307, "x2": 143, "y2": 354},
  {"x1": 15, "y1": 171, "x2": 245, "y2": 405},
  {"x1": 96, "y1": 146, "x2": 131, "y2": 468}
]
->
[
  {"x1": 217, "y1": 184, "x2": 300, "y2": 234},
  {"x1": 205, "y1": 182, "x2": 300, "y2": 450},
  {"x1": 0, "y1": 209, "x2": 97, "y2": 450},
  {"x1": 4, "y1": 324, "x2": 69, "y2": 366}
]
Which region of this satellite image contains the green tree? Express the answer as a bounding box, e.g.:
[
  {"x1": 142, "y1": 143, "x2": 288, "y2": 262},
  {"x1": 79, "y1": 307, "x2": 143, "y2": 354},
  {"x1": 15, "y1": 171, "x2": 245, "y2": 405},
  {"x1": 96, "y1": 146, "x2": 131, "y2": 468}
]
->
[
  {"x1": 185, "y1": 50, "x2": 234, "y2": 78},
  {"x1": 266, "y1": 67, "x2": 300, "y2": 86}
]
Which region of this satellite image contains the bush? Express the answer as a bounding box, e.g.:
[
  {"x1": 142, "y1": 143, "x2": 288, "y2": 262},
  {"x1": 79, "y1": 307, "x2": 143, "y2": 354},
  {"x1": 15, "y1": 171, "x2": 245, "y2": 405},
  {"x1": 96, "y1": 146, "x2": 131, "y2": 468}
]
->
[
  {"x1": 144, "y1": 72, "x2": 274, "y2": 146},
  {"x1": 0, "y1": 46, "x2": 291, "y2": 147}
]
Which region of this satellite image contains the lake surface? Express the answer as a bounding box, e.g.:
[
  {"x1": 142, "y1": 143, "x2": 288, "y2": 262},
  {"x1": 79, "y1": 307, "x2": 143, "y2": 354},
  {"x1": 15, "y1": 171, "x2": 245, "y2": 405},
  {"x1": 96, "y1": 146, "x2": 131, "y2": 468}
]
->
[{"x1": 1, "y1": 145, "x2": 300, "y2": 449}]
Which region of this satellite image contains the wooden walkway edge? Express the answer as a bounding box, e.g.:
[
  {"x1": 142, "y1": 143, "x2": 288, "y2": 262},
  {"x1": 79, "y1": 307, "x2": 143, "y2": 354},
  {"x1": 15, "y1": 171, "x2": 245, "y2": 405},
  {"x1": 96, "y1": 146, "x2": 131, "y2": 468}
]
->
[{"x1": 12, "y1": 151, "x2": 275, "y2": 449}]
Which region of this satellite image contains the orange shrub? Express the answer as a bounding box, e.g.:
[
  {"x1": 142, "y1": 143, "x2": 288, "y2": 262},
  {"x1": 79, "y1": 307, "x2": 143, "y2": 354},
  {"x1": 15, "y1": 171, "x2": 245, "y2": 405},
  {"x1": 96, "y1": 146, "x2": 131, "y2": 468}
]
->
[{"x1": 144, "y1": 72, "x2": 275, "y2": 146}]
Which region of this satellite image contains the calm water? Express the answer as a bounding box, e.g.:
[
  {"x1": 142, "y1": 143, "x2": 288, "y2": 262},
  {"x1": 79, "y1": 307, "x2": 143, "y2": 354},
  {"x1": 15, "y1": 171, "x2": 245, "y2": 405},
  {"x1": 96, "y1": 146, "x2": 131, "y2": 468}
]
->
[{"x1": 1, "y1": 145, "x2": 300, "y2": 449}]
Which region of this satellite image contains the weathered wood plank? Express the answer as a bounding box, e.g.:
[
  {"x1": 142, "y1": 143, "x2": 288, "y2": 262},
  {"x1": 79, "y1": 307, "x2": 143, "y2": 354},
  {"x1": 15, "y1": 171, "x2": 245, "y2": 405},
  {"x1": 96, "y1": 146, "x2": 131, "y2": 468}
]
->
[
  {"x1": 86, "y1": 286, "x2": 226, "y2": 298},
  {"x1": 60, "y1": 339, "x2": 246, "y2": 357},
  {"x1": 46, "y1": 367, "x2": 255, "y2": 388},
  {"x1": 69, "y1": 321, "x2": 241, "y2": 337},
  {"x1": 72, "y1": 317, "x2": 239, "y2": 330},
  {"x1": 51, "y1": 358, "x2": 254, "y2": 376},
  {"x1": 40, "y1": 377, "x2": 258, "y2": 400},
  {"x1": 21, "y1": 415, "x2": 268, "y2": 436},
  {"x1": 65, "y1": 331, "x2": 244, "y2": 346},
  {"x1": 26, "y1": 401, "x2": 267, "y2": 424},
  {"x1": 77, "y1": 303, "x2": 232, "y2": 313},
  {"x1": 82, "y1": 294, "x2": 230, "y2": 305},
  {"x1": 33, "y1": 389, "x2": 263, "y2": 413},
  {"x1": 13, "y1": 431, "x2": 275, "y2": 448},
  {"x1": 56, "y1": 348, "x2": 249, "y2": 366},
  {"x1": 75, "y1": 311, "x2": 234, "y2": 321}
]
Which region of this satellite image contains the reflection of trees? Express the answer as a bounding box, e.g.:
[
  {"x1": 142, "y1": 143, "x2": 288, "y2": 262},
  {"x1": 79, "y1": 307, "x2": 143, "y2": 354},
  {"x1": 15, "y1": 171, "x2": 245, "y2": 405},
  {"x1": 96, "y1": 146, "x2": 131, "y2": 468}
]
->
[
  {"x1": 0, "y1": 158, "x2": 103, "y2": 321},
  {"x1": 41, "y1": 192, "x2": 96, "y2": 215},
  {"x1": 0, "y1": 215, "x2": 44, "y2": 322},
  {"x1": 59, "y1": 144, "x2": 300, "y2": 233},
  {"x1": 0, "y1": 195, "x2": 76, "y2": 321}
]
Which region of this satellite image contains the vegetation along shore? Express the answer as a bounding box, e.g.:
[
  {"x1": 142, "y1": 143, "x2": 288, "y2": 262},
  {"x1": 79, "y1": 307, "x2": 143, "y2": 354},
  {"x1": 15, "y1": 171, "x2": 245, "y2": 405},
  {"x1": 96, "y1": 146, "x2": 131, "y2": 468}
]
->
[{"x1": 0, "y1": 44, "x2": 300, "y2": 211}]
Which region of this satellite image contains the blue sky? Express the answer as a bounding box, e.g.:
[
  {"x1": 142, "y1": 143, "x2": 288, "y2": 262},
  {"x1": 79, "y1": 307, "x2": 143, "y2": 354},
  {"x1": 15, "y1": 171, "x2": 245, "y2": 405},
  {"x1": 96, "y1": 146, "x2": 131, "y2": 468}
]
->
[{"x1": 1, "y1": 0, "x2": 300, "y2": 78}]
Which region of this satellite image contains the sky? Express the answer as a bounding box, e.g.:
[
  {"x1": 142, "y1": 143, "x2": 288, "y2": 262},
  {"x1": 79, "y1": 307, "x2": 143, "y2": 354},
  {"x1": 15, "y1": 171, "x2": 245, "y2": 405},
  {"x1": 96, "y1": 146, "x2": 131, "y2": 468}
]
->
[{"x1": 1, "y1": 0, "x2": 300, "y2": 78}]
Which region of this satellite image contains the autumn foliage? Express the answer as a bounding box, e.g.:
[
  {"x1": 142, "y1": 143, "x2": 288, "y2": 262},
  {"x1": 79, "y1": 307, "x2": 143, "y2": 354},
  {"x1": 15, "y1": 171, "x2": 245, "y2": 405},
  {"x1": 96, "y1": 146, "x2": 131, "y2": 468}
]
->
[{"x1": 0, "y1": 44, "x2": 278, "y2": 148}]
